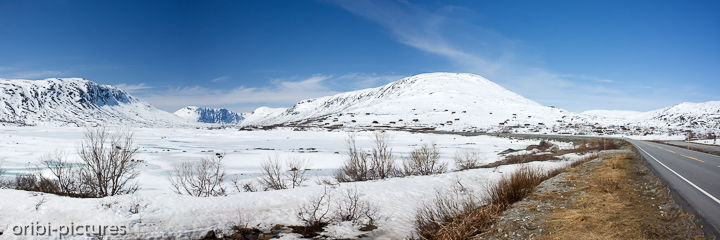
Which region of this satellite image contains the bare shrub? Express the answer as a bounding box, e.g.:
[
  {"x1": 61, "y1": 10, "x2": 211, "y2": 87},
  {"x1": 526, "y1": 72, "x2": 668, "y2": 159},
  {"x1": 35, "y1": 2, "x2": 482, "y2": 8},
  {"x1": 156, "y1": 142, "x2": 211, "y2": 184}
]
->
[
  {"x1": 334, "y1": 186, "x2": 379, "y2": 225},
  {"x1": 573, "y1": 138, "x2": 619, "y2": 153},
  {"x1": 414, "y1": 188, "x2": 486, "y2": 239},
  {"x1": 78, "y1": 127, "x2": 139, "y2": 197},
  {"x1": 402, "y1": 143, "x2": 447, "y2": 176},
  {"x1": 297, "y1": 186, "x2": 333, "y2": 231},
  {"x1": 128, "y1": 196, "x2": 145, "y2": 214},
  {"x1": 259, "y1": 155, "x2": 311, "y2": 190},
  {"x1": 453, "y1": 149, "x2": 485, "y2": 170},
  {"x1": 486, "y1": 166, "x2": 551, "y2": 207},
  {"x1": 231, "y1": 175, "x2": 258, "y2": 192},
  {"x1": 168, "y1": 154, "x2": 227, "y2": 197},
  {"x1": 336, "y1": 132, "x2": 398, "y2": 182},
  {"x1": 369, "y1": 131, "x2": 396, "y2": 180},
  {"x1": 336, "y1": 133, "x2": 371, "y2": 182},
  {"x1": 287, "y1": 157, "x2": 311, "y2": 189},
  {"x1": 35, "y1": 195, "x2": 47, "y2": 211},
  {"x1": 39, "y1": 150, "x2": 87, "y2": 196},
  {"x1": 505, "y1": 151, "x2": 559, "y2": 164},
  {"x1": 259, "y1": 156, "x2": 287, "y2": 190}
]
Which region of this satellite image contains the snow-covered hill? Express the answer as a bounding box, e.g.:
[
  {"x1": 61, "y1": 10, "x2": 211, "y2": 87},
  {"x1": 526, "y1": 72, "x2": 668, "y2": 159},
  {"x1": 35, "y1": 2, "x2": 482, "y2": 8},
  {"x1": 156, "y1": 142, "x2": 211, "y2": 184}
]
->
[
  {"x1": 174, "y1": 106, "x2": 247, "y2": 124},
  {"x1": 241, "y1": 72, "x2": 572, "y2": 127},
  {"x1": 239, "y1": 72, "x2": 719, "y2": 136},
  {"x1": 0, "y1": 78, "x2": 193, "y2": 127}
]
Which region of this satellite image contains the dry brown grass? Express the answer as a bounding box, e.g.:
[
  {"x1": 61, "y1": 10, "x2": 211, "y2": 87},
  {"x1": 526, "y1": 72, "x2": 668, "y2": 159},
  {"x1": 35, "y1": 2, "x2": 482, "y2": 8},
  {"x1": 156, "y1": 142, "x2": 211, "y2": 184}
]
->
[
  {"x1": 414, "y1": 166, "x2": 564, "y2": 239},
  {"x1": 537, "y1": 153, "x2": 710, "y2": 240}
]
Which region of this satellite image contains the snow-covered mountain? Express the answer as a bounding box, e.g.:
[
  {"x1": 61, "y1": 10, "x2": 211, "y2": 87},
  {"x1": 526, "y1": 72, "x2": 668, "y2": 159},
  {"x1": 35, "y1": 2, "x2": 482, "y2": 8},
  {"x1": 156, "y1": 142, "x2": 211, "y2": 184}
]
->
[
  {"x1": 0, "y1": 78, "x2": 192, "y2": 127},
  {"x1": 240, "y1": 73, "x2": 572, "y2": 127},
  {"x1": 173, "y1": 106, "x2": 247, "y2": 124},
  {"x1": 239, "y1": 72, "x2": 719, "y2": 136}
]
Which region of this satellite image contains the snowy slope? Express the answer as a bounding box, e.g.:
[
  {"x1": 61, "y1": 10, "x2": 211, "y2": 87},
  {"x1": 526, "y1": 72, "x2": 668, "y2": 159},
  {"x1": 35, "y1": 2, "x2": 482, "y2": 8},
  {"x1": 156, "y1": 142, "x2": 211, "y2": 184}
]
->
[
  {"x1": 173, "y1": 106, "x2": 247, "y2": 124},
  {"x1": 0, "y1": 78, "x2": 193, "y2": 127},
  {"x1": 239, "y1": 72, "x2": 719, "y2": 135},
  {"x1": 240, "y1": 72, "x2": 574, "y2": 128},
  {"x1": 646, "y1": 101, "x2": 720, "y2": 129}
]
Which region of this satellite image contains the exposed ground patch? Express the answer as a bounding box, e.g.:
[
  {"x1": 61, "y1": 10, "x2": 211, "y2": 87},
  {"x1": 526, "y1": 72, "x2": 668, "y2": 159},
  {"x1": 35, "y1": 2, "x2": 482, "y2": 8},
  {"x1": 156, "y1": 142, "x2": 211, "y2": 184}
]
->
[{"x1": 477, "y1": 150, "x2": 715, "y2": 240}]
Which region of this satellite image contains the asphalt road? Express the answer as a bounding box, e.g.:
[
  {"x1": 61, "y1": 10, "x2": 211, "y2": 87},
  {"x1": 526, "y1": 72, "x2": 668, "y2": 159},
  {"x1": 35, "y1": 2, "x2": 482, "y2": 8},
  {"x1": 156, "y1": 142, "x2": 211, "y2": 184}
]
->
[{"x1": 628, "y1": 139, "x2": 720, "y2": 236}]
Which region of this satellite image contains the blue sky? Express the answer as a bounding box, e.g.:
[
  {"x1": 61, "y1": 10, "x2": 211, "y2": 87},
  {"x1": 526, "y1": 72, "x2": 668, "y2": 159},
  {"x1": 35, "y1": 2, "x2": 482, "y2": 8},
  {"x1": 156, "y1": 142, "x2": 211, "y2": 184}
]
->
[{"x1": 0, "y1": 0, "x2": 718, "y2": 113}]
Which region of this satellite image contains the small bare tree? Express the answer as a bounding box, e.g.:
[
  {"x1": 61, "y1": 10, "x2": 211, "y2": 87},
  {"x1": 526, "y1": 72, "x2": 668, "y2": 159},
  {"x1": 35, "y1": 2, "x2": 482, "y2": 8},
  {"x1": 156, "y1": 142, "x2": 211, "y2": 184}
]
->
[
  {"x1": 370, "y1": 131, "x2": 396, "y2": 180},
  {"x1": 259, "y1": 155, "x2": 311, "y2": 190},
  {"x1": 231, "y1": 175, "x2": 259, "y2": 192},
  {"x1": 78, "y1": 127, "x2": 139, "y2": 197},
  {"x1": 298, "y1": 186, "x2": 333, "y2": 228},
  {"x1": 336, "y1": 132, "x2": 396, "y2": 182},
  {"x1": 168, "y1": 154, "x2": 227, "y2": 197},
  {"x1": 259, "y1": 155, "x2": 287, "y2": 190},
  {"x1": 453, "y1": 149, "x2": 485, "y2": 170},
  {"x1": 336, "y1": 133, "x2": 371, "y2": 182},
  {"x1": 287, "y1": 157, "x2": 311, "y2": 189},
  {"x1": 334, "y1": 186, "x2": 380, "y2": 225},
  {"x1": 40, "y1": 150, "x2": 85, "y2": 196},
  {"x1": 402, "y1": 143, "x2": 447, "y2": 176}
]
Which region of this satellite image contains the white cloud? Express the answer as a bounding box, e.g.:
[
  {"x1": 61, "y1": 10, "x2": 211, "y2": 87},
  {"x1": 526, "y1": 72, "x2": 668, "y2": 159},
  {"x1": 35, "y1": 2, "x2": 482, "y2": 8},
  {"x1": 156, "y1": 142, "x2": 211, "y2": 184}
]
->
[
  {"x1": 211, "y1": 76, "x2": 230, "y2": 83},
  {"x1": 136, "y1": 75, "x2": 340, "y2": 112},
  {"x1": 330, "y1": 0, "x2": 660, "y2": 111},
  {"x1": 115, "y1": 83, "x2": 153, "y2": 93}
]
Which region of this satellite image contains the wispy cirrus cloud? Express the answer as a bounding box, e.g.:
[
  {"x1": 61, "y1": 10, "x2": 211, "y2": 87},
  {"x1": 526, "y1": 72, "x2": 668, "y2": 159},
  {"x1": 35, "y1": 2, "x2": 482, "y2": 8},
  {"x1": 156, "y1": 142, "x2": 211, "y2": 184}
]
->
[
  {"x1": 211, "y1": 76, "x2": 230, "y2": 83},
  {"x1": 115, "y1": 83, "x2": 153, "y2": 93},
  {"x1": 329, "y1": 0, "x2": 678, "y2": 111}
]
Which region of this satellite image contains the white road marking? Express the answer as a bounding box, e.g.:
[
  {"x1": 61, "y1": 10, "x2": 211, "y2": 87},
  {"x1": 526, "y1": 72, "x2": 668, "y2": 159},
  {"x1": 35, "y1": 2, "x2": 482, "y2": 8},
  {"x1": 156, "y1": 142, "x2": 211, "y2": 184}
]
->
[{"x1": 634, "y1": 142, "x2": 720, "y2": 205}]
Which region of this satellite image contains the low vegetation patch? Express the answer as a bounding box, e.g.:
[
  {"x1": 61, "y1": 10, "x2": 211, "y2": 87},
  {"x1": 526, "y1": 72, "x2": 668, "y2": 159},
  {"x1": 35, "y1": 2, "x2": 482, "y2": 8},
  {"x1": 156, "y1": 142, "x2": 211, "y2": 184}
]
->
[
  {"x1": 413, "y1": 165, "x2": 565, "y2": 239},
  {"x1": 483, "y1": 151, "x2": 713, "y2": 240},
  {"x1": 8, "y1": 127, "x2": 140, "y2": 198}
]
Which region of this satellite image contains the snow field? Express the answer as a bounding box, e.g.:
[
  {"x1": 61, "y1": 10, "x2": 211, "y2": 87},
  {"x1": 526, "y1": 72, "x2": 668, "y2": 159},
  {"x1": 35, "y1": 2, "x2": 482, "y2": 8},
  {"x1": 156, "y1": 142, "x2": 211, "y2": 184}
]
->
[{"x1": 0, "y1": 127, "x2": 581, "y2": 239}]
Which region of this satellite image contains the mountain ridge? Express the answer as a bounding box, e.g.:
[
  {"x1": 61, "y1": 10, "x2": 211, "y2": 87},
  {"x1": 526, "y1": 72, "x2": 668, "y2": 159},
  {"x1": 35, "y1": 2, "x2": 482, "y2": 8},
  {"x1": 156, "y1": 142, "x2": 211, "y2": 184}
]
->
[
  {"x1": 173, "y1": 106, "x2": 247, "y2": 124},
  {"x1": 0, "y1": 78, "x2": 192, "y2": 127}
]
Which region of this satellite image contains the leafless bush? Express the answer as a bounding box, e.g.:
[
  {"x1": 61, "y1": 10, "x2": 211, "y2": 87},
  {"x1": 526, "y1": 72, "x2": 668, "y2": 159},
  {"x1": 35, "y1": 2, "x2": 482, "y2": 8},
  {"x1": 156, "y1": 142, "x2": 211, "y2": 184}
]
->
[
  {"x1": 336, "y1": 132, "x2": 398, "y2": 182},
  {"x1": 231, "y1": 175, "x2": 258, "y2": 192},
  {"x1": 35, "y1": 195, "x2": 47, "y2": 211},
  {"x1": 287, "y1": 157, "x2": 311, "y2": 189},
  {"x1": 486, "y1": 166, "x2": 550, "y2": 207},
  {"x1": 402, "y1": 143, "x2": 447, "y2": 176},
  {"x1": 39, "y1": 150, "x2": 87, "y2": 196},
  {"x1": 259, "y1": 155, "x2": 311, "y2": 190},
  {"x1": 573, "y1": 138, "x2": 619, "y2": 153},
  {"x1": 333, "y1": 186, "x2": 379, "y2": 225},
  {"x1": 78, "y1": 127, "x2": 139, "y2": 197},
  {"x1": 128, "y1": 196, "x2": 145, "y2": 214},
  {"x1": 414, "y1": 187, "x2": 485, "y2": 239},
  {"x1": 168, "y1": 154, "x2": 227, "y2": 197},
  {"x1": 336, "y1": 133, "x2": 371, "y2": 182},
  {"x1": 297, "y1": 186, "x2": 333, "y2": 229},
  {"x1": 453, "y1": 149, "x2": 485, "y2": 170},
  {"x1": 370, "y1": 131, "x2": 396, "y2": 180},
  {"x1": 259, "y1": 156, "x2": 287, "y2": 190}
]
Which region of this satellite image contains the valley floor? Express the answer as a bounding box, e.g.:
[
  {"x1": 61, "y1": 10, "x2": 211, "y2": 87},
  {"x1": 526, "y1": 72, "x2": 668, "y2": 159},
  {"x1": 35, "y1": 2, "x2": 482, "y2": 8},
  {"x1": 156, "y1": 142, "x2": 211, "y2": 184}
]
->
[{"x1": 0, "y1": 126, "x2": 583, "y2": 239}]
